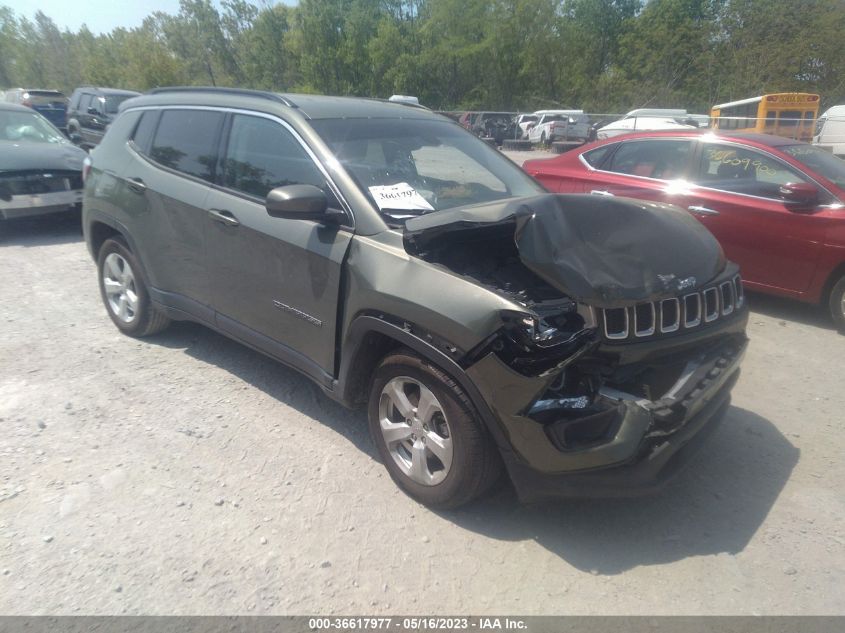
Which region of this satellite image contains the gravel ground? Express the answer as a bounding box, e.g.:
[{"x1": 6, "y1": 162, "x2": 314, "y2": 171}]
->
[{"x1": 0, "y1": 154, "x2": 843, "y2": 614}]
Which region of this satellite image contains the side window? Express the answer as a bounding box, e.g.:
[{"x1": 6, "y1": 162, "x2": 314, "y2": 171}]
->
[
  {"x1": 606, "y1": 140, "x2": 691, "y2": 179},
  {"x1": 149, "y1": 109, "x2": 224, "y2": 182},
  {"x1": 131, "y1": 110, "x2": 159, "y2": 154},
  {"x1": 221, "y1": 114, "x2": 331, "y2": 201},
  {"x1": 695, "y1": 143, "x2": 810, "y2": 199},
  {"x1": 79, "y1": 94, "x2": 93, "y2": 112},
  {"x1": 582, "y1": 144, "x2": 613, "y2": 168}
]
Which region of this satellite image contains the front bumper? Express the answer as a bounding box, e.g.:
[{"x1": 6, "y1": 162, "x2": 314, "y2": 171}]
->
[
  {"x1": 0, "y1": 189, "x2": 83, "y2": 220},
  {"x1": 467, "y1": 315, "x2": 748, "y2": 501}
]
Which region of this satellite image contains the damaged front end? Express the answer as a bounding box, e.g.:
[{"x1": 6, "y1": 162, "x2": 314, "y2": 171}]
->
[{"x1": 404, "y1": 194, "x2": 748, "y2": 498}]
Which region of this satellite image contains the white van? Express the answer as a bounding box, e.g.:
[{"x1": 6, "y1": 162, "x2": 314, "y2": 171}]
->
[{"x1": 813, "y1": 105, "x2": 845, "y2": 158}]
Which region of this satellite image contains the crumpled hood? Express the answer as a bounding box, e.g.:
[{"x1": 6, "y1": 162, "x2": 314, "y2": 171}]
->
[
  {"x1": 403, "y1": 194, "x2": 726, "y2": 308},
  {"x1": 0, "y1": 140, "x2": 87, "y2": 173}
]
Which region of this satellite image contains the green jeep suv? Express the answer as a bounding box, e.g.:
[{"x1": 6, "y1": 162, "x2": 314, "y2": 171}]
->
[{"x1": 82, "y1": 87, "x2": 748, "y2": 508}]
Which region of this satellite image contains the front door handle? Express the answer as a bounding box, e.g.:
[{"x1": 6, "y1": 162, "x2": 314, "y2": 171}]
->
[
  {"x1": 126, "y1": 177, "x2": 146, "y2": 193},
  {"x1": 590, "y1": 189, "x2": 615, "y2": 197},
  {"x1": 688, "y1": 205, "x2": 720, "y2": 216},
  {"x1": 208, "y1": 208, "x2": 240, "y2": 227}
]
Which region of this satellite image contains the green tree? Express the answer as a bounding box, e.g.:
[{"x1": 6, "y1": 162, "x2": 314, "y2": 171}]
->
[
  {"x1": 1, "y1": 0, "x2": 844, "y2": 115},
  {"x1": 716, "y1": 0, "x2": 845, "y2": 108},
  {"x1": 613, "y1": 0, "x2": 719, "y2": 111}
]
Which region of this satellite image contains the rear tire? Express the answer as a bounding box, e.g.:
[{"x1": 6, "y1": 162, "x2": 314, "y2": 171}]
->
[
  {"x1": 828, "y1": 275, "x2": 845, "y2": 332},
  {"x1": 368, "y1": 350, "x2": 503, "y2": 509},
  {"x1": 97, "y1": 236, "x2": 170, "y2": 337}
]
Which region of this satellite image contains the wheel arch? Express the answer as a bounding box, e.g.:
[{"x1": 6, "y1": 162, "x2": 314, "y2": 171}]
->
[
  {"x1": 84, "y1": 212, "x2": 138, "y2": 261},
  {"x1": 821, "y1": 260, "x2": 845, "y2": 305},
  {"x1": 336, "y1": 315, "x2": 514, "y2": 458},
  {"x1": 88, "y1": 220, "x2": 122, "y2": 260}
]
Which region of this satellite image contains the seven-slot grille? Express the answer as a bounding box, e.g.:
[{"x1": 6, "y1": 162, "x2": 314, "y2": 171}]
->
[{"x1": 601, "y1": 275, "x2": 743, "y2": 341}]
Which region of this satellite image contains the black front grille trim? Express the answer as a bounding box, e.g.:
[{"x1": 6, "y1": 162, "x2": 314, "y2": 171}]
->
[{"x1": 600, "y1": 275, "x2": 743, "y2": 342}]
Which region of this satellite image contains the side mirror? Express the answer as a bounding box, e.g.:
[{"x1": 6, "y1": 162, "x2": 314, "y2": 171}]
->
[
  {"x1": 265, "y1": 184, "x2": 343, "y2": 223},
  {"x1": 69, "y1": 132, "x2": 82, "y2": 144},
  {"x1": 87, "y1": 106, "x2": 100, "y2": 115},
  {"x1": 779, "y1": 182, "x2": 818, "y2": 209}
]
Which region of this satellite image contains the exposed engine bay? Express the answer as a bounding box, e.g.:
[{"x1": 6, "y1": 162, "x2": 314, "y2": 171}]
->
[{"x1": 404, "y1": 194, "x2": 746, "y2": 455}]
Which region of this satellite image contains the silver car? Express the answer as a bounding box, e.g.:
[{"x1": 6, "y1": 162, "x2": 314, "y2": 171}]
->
[{"x1": 0, "y1": 102, "x2": 87, "y2": 221}]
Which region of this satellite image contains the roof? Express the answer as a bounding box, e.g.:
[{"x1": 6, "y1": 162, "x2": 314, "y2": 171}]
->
[
  {"x1": 285, "y1": 93, "x2": 437, "y2": 119},
  {"x1": 711, "y1": 96, "x2": 763, "y2": 109},
  {"x1": 589, "y1": 129, "x2": 806, "y2": 148},
  {"x1": 74, "y1": 87, "x2": 142, "y2": 96},
  {"x1": 625, "y1": 108, "x2": 688, "y2": 117},
  {"x1": 126, "y1": 87, "x2": 440, "y2": 121},
  {"x1": 535, "y1": 109, "x2": 582, "y2": 115},
  {"x1": 712, "y1": 93, "x2": 819, "y2": 110},
  {"x1": 6, "y1": 88, "x2": 65, "y2": 95}
]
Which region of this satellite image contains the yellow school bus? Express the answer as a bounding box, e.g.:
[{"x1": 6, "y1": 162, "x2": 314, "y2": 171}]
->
[{"x1": 711, "y1": 93, "x2": 820, "y2": 141}]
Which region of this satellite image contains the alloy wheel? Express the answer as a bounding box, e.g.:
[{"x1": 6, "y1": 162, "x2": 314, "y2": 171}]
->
[
  {"x1": 102, "y1": 252, "x2": 138, "y2": 323},
  {"x1": 378, "y1": 376, "x2": 453, "y2": 486}
]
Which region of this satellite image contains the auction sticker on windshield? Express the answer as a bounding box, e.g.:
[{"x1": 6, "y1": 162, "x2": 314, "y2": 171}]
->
[{"x1": 368, "y1": 182, "x2": 435, "y2": 213}]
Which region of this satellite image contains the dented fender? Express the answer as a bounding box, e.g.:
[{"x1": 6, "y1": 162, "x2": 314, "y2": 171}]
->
[{"x1": 340, "y1": 229, "x2": 529, "y2": 357}]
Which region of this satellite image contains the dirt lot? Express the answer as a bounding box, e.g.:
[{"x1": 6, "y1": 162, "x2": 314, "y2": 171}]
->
[{"x1": 1, "y1": 154, "x2": 843, "y2": 614}]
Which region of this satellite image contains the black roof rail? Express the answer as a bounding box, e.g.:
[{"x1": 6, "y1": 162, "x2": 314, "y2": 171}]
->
[{"x1": 146, "y1": 86, "x2": 298, "y2": 108}]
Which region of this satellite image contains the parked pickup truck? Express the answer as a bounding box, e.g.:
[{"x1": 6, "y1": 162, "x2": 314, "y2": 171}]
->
[
  {"x1": 527, "y1": 110, "x2": 591, "y2": 144},
  {"x1": 82, "y1": 88, "x2": 748, "y2": 508}
]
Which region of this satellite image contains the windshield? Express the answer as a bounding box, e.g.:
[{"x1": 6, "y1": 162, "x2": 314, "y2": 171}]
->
[
  {"x1": 311, "y1": 117, "x2": 543, "y2": 220},
  {"x1": 0, "y1": 109, "x2": 66, "y2": 143},
  {"x1": 782, "y1": 144, "x2": 845, "y2": 189}
]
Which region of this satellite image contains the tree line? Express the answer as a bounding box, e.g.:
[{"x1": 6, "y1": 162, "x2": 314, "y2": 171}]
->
[{"x1": 1, "y1": 0, "x2": 844, "y2": 113}]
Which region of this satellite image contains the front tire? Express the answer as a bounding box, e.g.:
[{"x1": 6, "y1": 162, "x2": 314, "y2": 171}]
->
[
  {"x1": 368, "y1": 351, "x2": 503, "y2": 509},
  {"x1": 97, "y1": 237, "x2": 170, "y2": 337},
  {"x1": 828, "y1": 275, "x2": 845, "y2": 332}
]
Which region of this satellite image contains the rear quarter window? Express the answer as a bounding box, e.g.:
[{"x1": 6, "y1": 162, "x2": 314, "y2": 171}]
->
[
  {"x1": 131, "y1": 110, "x2": 160, "y2": 155},
  {"x1": 582, "y1": 145, "x2": 613, "y2": 168},
  {"x1": 149, "y1": 109, "x2": 225, "y2": 182}
]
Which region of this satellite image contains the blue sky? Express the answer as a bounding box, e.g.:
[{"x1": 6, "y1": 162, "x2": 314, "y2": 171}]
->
[{"x1": 3, "y1": 1, "x2": 292, "y2": 35}]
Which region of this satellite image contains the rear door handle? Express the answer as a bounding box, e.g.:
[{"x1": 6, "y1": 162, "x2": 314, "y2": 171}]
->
[
  {"x1": 688, "y1": 205, "x2": 720, "y2": 216},
  {"x1": 126, "y1": 177, "x2": 146, "y2": 193},
  {"x1": 590, "y1": 189, "x2": 614, "y2": 196},
  {"x1": 208, "y1": 208, "x2": 240, "y2": 227}
]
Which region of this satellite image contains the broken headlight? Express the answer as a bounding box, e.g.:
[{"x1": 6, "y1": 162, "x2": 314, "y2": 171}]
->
[
  {"x1": 505, "y1": 311, "x2": 570, "y2": 348},
  {"x1": 493, "y1": 308, "x2": 599, "y2": 376}
]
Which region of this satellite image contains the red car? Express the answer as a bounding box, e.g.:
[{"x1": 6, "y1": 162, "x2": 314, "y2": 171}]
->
[{"x1": 523, "y1": 131, "x2": 845, "y2": 329}]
